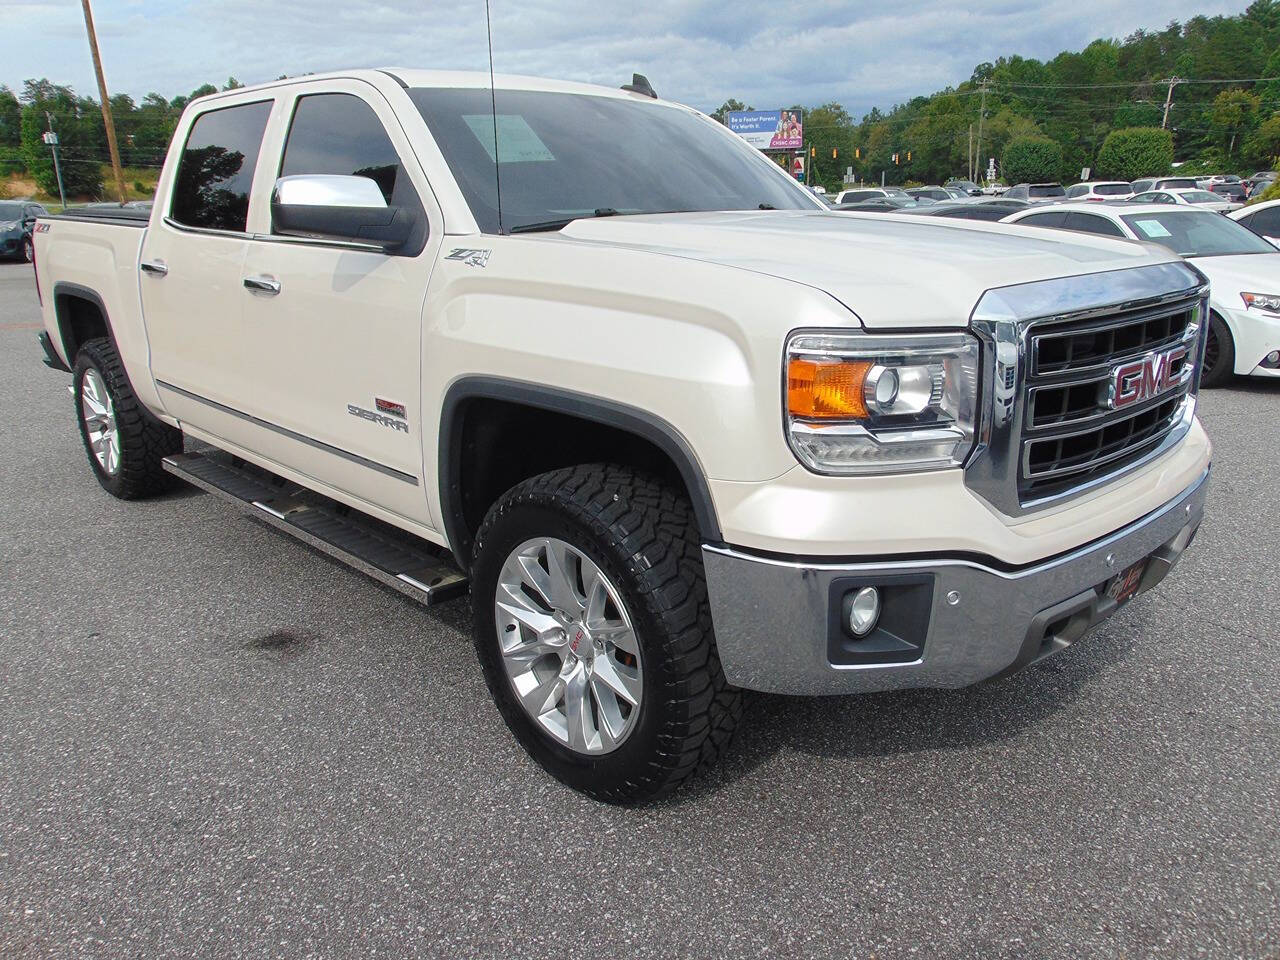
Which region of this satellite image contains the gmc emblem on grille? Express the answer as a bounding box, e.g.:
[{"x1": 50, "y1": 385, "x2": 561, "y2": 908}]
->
[{"x1": 1108, "y1": 345, "x2": 1187, "y2": 409}]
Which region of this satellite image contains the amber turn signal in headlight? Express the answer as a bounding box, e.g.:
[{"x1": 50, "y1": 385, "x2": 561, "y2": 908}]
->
[
  {"x1": 784, "y1": 331, "x2": 981, "y2": 475},
  {"x1": 787, "y1": 359, "x2": 872, "y2": 418}
]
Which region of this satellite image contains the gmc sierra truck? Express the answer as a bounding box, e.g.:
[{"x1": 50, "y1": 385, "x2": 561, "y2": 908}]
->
[{"x1": 33, "y1": 70, "x2": 1211, "y2": 803}]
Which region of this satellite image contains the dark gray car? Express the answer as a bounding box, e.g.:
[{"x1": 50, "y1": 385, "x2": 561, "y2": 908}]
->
[{"x1": 0, "y1": 201, "x2": 48, "y2": 262}]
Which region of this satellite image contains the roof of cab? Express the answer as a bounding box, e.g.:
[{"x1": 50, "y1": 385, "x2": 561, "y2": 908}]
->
[{"x1": 191, "y1": 68, "x2": 667, "y2": 104}]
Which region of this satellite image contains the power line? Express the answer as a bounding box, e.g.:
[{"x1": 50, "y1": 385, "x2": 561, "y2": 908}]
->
[{"x1": 985, "y1": 75, "x2": 1280, "y2": 90}]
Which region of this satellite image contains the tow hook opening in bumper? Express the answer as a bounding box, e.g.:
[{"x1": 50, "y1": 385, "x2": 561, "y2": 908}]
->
[{"x1": 993, "y1": 515, "x2": 1201, "y2": 680}]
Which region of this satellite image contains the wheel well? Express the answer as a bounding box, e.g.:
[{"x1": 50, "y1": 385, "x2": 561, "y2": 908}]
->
[
  {"x1": 442, "y1": 392, "x2": 720, "y2": 566},
  {"x1": 53, "y1": 285, "x2": 110, "y2": 362}
]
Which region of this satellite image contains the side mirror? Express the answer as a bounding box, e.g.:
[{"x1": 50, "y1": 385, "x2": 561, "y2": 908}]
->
[{"x1": 270, "y1": 175, "x2": 414, "y2": 252}]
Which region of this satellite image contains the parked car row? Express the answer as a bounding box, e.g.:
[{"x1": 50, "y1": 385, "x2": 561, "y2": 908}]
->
[
  {"x1": 828, "y1": 190, "x2": 1280, "y2": 387},
  {"x1": 998, "y1": 202, "x2": 1280, "y2": 385}
]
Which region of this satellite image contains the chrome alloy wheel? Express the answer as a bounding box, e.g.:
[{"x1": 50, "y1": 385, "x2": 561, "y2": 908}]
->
[
  {"x1": 495, "y1": 537, "x2": 643, "y2": 755},
  {"x1": 81, "y1": 367, "x2": 120, "y2": 476}
]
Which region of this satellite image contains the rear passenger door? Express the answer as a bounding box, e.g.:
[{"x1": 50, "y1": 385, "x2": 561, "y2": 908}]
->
[
  {"x1": 141, "y1": 97, "x2": 277, "y2": 440},
  {"x1": 236, "y1": 81, "x2": 443, "y2": 529}
]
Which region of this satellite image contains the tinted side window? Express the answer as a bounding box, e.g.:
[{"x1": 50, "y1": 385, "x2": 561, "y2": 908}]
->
[
  {"x1": 1247, "y1": 207, "x2": 1280, "y2": 235},
  {"x1": 1020, "y1": 211, "x2": 1069, "y2": 228},
  {"x1": 171, "y1": 100, "x2": 272, "y2": 232},
  {"x1": 1066, "y1": 212, "x2": 1125, "y2": 237},
  {"x1": 279, "y1": 93, "x2": 413, "y2": 208}
]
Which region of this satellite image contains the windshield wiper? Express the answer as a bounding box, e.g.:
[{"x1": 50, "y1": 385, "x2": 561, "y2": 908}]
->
[
  {"x1": 758, "y1": 202, "x2": 776, "y2": 209},
  {"x1": 509, "y1": 208, "x2": 621, "y2": 234}
]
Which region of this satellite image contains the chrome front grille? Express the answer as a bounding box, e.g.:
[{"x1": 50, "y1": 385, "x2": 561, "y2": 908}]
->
[
  {"x1": 963, "y1": 261, "x2": 1209, "y2": 518},
  {"x1": 1018, "y1": 299, "x2": 1200, "y2": 501}
]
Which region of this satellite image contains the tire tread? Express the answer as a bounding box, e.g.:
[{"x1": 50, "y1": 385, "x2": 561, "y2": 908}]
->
[{"x1": 472, "y1": 464, "x2": 743, "y2": 803}]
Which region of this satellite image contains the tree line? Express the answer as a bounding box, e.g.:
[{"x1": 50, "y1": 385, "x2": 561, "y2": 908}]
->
[
  {"x1": 715, "y1": 0, "x2": 1280, "y2": 189},
  {"x1": 0, "y1": 77, "x2": 250, "y2": 199},
  {"x1": 8, "y1": 2, "x2": 1280, "y2": 200}
]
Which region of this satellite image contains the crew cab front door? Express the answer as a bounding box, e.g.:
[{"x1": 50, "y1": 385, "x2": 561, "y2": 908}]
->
[{"x1": 237, "y1": 82, "x2": 441, "y2": 530}]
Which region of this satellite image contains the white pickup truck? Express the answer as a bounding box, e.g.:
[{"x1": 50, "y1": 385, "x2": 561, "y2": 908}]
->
[{"x1": 33, "y1": 69, "x2": 1212, "y2": 803}]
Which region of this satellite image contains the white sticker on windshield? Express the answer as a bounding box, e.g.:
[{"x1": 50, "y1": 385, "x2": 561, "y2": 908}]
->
[
  {"x1": 462, "y1": 115, "x2": 555, "y2": 163},
  {"x1": 1135, "y1": 219, "x2": 1172, "y2": 238}
]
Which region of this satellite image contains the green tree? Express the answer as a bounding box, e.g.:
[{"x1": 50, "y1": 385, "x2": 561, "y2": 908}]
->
[
  {"x1": 804, "y1": 101, "x2": 855, "y2": 188},
  {"x1": 1002, "y1": 136, "x2": 1062, "y2": 183},
  {"x1": 0, "y1": 86, "x2": 21, "y2": 175},
  {"x1": 1096, "y1": 127, "x2": 1174, "y2": 180},
  {"x1": 710, "y1": 99, "x2": 752, "y2": 124},
  {"x1": 19, "y1": 79, "x2": 103, "y2": 198},
  {"x1": 1210, "y1": 88, "x2": 1262, "y2": 161},
  {"x1": 1244, "y1": 114, "x2": 1280, "y2": 167}
]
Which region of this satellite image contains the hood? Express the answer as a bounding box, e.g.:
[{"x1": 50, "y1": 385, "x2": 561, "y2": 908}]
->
[
  {"x1": 1189, "y1": 252, "x2": 1280, "y2": 302},
  {"x1": 557, "y1": 210, "x2": 1178, "y2": 328}
]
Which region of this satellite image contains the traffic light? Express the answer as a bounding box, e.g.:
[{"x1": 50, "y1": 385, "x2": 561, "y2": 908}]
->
[
  {"x1": 810, "y1": 146, "x2": 815, "y2": 157},
  {"x1": 855, "y1": 147, "x2": 860, "y2": 159},
  {"x1": 906, "y1": 151, "x2": 912, "y2": 162},
  {"x1": 892, "y1": 152, "x2": 899, "y2": 164},
  {"x1": 832, "y1": 148, "x2": 837, "y2": 159}
]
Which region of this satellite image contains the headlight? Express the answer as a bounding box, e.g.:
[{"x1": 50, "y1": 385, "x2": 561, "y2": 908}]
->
[
  {"x1": 1240, "y1": 292, "x2": 1280, "y2": 315},
  {"x1": 785, "y1": 330, "x2": 980, "y2": 474}
]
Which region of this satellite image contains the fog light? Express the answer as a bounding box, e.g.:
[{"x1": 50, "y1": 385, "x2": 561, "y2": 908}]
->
[
  {"x1": 1263, "y1": 350, "x2": 1280, "y2": 368},
  {"x1": 847, "y1": 586, "x2": 881, "y2": 637}
]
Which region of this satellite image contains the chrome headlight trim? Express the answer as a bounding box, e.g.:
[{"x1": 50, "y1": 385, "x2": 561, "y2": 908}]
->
[{"x1": 783, "y1": 329, "x2": 982, "y2": 476}]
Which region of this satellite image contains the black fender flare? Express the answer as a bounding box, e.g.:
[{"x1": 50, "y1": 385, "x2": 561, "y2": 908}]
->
[
  {"x1": 438, "y1": 377, "x2": 723, "y2": 564},
  {"x1": 51, "y1": 281, "x2": 113, "y2": 366}
]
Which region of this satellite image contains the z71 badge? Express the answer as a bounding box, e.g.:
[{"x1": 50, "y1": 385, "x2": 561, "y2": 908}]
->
[{"x1": 445, "y1": 247, "x2": 491, "y2": 268}]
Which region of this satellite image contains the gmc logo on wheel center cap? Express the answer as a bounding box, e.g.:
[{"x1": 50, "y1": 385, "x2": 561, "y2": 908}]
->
[{"x1": 1108, "y1": 344, "x2": 1188, "y2": 409}]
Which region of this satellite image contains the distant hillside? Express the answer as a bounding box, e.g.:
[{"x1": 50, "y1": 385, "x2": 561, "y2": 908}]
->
[{"x1": 722, "y1": 1, "x2": 1280, "y2": 188}]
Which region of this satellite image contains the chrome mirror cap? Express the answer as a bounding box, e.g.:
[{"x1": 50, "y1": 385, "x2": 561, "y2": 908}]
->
[{"x1": 271, "y1": 174, "x2": 387, "y2": 209}]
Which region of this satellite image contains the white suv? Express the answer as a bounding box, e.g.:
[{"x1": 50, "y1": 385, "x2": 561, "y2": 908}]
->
[{"x1": 1065, "y1": 181, "x2": 1134, "y2": 201}]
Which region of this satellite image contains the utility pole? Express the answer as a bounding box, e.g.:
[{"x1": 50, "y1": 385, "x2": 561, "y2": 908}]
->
[
  {"x1": 1161, "y1": 77, "x2": 1181, "y2": 130},
  {"x1": 43, "y1": 112, "x2": 68, "y2": 211},
  {"x1": 80, "y1": 0, "x2": 127, "y2": 205},
  {"x1": 968, "y1": 123, "x2": 974, "y2": 182},
  {"x1": 974, "y1": 82, "x2": 988, "y2": 184}
]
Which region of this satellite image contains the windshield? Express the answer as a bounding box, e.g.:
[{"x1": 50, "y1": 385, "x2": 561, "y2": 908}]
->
[
  {"x1": 1029, "y1": 185, "x2": 1066, "y2": 198},
  {"x1": 1094, "y1": 183, "x2": 1131, "y2": 196},
  {"x1": 410, "y1": 88, "x2": 815, "y2": 233},
  {"x1": 0, "y1": 202, "x2": 25, "y2": 219},
  {"x1": 1159, "y1": 179, "x2": 1197, "y2": 189},
  {"x1": 1120, "y1": 210, "x2": 1275, "y2": 256},
  {"x1": 1182, "y1": 190, "x2": 1223, "y2": 204}
]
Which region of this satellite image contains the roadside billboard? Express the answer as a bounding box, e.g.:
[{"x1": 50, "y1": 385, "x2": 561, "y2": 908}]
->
[{"x1": 726, "y1": 109, "x2": 803, "y2": 151}]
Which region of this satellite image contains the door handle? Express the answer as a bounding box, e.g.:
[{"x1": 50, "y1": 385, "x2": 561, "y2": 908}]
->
[
  {"x1": 140, "y1": 260, "x2": 168, "y2": 276},
  {"x1": 243, "y1": 276, "x2": 281, "y2": 295}
]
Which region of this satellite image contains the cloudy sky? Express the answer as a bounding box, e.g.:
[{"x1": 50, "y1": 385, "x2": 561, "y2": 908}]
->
[{"x1": 3, "y1": 0, "x2": 1249, "y2": 117}]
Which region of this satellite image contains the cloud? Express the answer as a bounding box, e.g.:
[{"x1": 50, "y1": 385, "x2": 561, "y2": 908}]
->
[{"x1": 0, "y1": 0, "x2": 1249, "y2": 117}]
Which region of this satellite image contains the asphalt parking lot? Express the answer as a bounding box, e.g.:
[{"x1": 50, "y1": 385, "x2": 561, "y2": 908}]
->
[{"x1": 1, "y1": 258, "x2": 1277, "y2": 959}]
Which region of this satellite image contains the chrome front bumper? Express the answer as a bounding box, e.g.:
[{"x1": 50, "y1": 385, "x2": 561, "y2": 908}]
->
[{"x1": 703, "y1": 469, "x2": 1209, "y2": 695}]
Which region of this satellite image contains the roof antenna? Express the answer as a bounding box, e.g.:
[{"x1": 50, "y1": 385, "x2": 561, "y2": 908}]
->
[{"x1": 485, "y1": 0, "x2": 504, "y2": 234}]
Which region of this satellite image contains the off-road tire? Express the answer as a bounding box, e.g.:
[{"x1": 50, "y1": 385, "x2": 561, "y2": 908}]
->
[
  {"x1": 73, "y1": 337, "x2": 183, "y2": 498},
  {"x1": 471, "y1": 464, "x2": 743, "y2": 804},
  {"x1": 1200, "y1": 312, "x2": 1235, "y2": 388}
]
